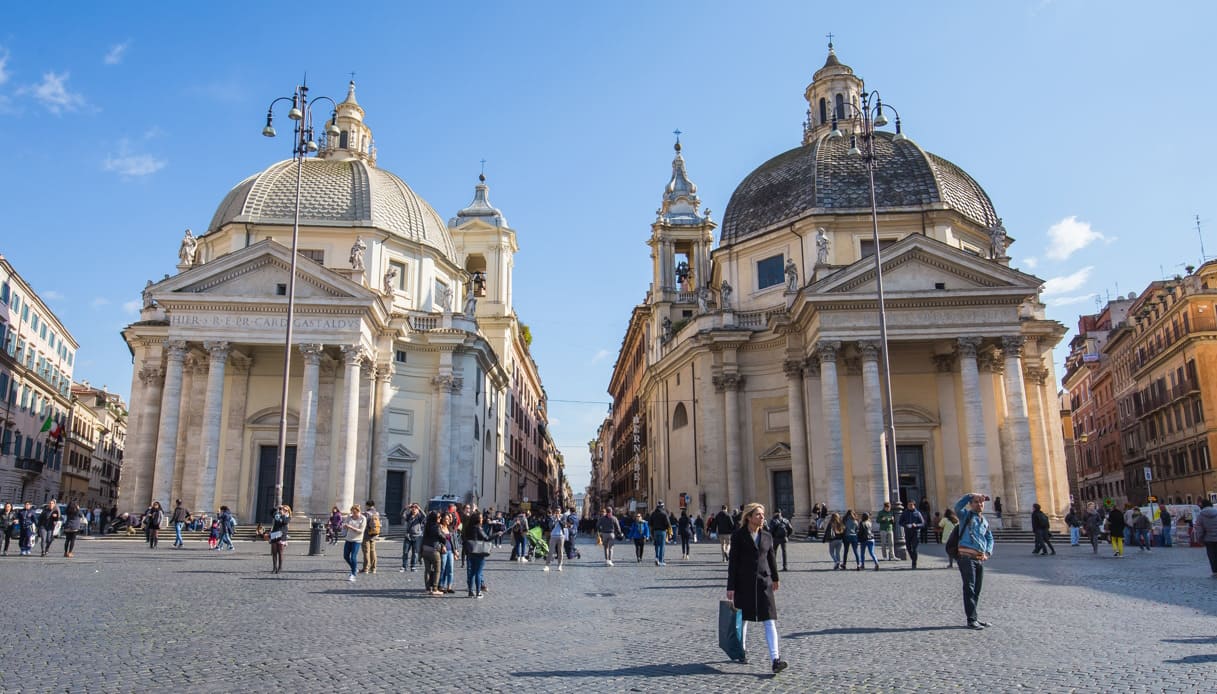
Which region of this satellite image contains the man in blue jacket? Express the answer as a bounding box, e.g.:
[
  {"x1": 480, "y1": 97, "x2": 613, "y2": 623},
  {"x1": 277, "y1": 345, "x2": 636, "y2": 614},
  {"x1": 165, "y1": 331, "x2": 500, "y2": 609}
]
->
[{"x1": 954, "y1": 493, "x2": 995, "y2": 630}]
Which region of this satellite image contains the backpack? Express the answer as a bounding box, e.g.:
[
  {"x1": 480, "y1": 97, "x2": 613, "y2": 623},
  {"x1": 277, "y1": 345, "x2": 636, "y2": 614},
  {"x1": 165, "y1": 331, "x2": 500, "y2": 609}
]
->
[
  {"x1": 945, "y1": 513, "x2": 973, "y2": 559},
  {"x1": 368, "y1": 513, "x2": 381, "y2": 536}
]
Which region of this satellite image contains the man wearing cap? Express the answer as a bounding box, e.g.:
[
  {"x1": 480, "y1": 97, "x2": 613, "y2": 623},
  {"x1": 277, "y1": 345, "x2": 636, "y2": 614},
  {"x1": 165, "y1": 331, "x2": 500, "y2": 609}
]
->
[
  {"x1": 953, "y1": 493, "x2": 995, "y2": 630},
  {"x1": 648, "y1": 501, "x2": 672, "y2": 566},
  {"x1": 401, "y1": 502, "x2": 426, "y2": 572}
]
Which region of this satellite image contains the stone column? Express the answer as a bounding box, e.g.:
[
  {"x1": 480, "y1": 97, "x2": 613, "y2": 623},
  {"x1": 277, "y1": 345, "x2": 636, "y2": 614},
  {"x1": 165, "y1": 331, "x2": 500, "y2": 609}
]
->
[
  {"x1": 337, "y1": 345, "x2": 362, "y2": 510},
  {"x1": 802, "y1": 356, "x2": 822, "y2": 510},
  {"x1": 817, "y1": 340, "x2": 846, "y2": 511},
  {"x1": 784, "y1": 359, "x2": 811, "y2": 527},
  {"x1": 195, "y1": 341, "x2": 229, "y2": 515},
  {"x1": 293, "y1": 344, "x2": 323, "y2": 515},
  {"x1": 431, "y1": 374, "x2": 455, "y2": 496},
  {"x1": 957, "y1": 337, "x2": 989, "y2": 494},
  {"x1": 174, "y1": 355, "x2": 199, "y2": 504},
  {"x1": 1001, "y1": 336, "x2": 1036, "y2": 524},
  {"x1": 858, "y1": 341, "x2": 887, "y2": 513},
  {"x1": 714, "y1": 372, "x2": 745, "y2": 509},
  {"x1": 369, "y1": 366, "x2": 394, "y2": 511},
  {"x1": 221, "y1": 353, "x2": 252, "y2": 513},
  {"x1": 127, "y1": 364, "x2": 164, "y2": 507},
  {"x1": 151, "y1": 340, "x2": 187, "y2": 505},
  {"x1": 1024, "y1": 362, "x2": 1052, "y2": 515}
]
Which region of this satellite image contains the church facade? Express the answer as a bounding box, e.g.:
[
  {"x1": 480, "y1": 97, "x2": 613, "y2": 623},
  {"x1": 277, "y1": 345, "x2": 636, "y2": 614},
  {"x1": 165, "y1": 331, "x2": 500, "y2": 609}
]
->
[
  {"x1": 605, "y1": 47, "x2": 1069, "y2": 530},
  {"x1": 119, "y1": 83, "x2": 562, "y2": 523}
]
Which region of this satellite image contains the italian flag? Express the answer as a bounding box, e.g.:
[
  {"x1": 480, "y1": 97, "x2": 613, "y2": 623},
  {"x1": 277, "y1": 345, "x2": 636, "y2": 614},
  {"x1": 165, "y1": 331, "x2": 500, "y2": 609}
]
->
[{"x1": 40, "y1": 415, "x2": 64, "y2": 440}]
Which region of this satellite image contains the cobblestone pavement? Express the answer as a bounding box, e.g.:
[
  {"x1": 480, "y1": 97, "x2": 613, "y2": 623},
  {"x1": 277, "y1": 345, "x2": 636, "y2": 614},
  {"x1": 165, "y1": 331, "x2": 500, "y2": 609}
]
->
[{"x1": 1, "y1": 534, "x2": 1214, "y2": 692}]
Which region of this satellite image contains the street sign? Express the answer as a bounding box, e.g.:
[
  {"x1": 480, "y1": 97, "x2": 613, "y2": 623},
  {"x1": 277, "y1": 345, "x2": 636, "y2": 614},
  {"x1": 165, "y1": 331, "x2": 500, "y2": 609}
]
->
[{"x1": 1144, "y1": 466, "x2": 1152, "y2": 481}]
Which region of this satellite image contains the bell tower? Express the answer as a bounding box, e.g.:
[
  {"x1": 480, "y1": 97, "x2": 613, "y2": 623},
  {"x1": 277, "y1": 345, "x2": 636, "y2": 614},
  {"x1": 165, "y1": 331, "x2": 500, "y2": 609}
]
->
[
  {"x1": 449, "y1": 172, "x2": 517, "y2": 319},
  {"x1": 802, "y1": 41, "x2": 864, "y2": 144},
  {"x1": 320, "y1": 81, "x2": 377, "y2": 164},
  {"x1": 647, "y1": 133, "x2": 715, "y2": 311}
]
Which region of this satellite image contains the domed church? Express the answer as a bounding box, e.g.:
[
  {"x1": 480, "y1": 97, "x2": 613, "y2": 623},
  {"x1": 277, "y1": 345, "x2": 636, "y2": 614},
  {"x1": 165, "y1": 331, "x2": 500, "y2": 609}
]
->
[
  {"x1": 615, "y1": 46, "x2": 1069, "y2": 530},
  {"x1": 119, "y1": 82, "x2": 560, "y2": 523}
]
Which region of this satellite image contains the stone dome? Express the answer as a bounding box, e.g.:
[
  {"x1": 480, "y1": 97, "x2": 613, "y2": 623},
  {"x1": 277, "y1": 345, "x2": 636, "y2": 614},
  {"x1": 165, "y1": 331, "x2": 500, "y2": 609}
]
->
[
  {"x1": 207, "y1": 158, "x2": 456, "y2": 261},
  {"x1": 719, "y1": 130, "x2": 998, "y2": 245}
]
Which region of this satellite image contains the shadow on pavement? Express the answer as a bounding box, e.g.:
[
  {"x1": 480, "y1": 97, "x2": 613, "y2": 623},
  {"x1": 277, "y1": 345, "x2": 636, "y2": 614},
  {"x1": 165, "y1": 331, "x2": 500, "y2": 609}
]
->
[
  {"x1": 1162, "y1": 636, "x2": 1217, "y2": 645},
  {"x1": 786, "y1": 625, "x2": 964, "y2": 638},
  {"x1": 511, "y1": 662, "x2": 755, "y2": 679},
  {"x1": 1164, "y1": 654, "x2": 1217, "y2": 665}
]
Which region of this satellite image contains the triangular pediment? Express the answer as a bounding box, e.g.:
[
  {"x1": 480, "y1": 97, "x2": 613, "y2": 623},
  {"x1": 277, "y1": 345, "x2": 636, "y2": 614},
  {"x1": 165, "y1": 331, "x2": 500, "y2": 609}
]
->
[
  {"x1": 759, "y1": 442, "x2": 791, "y2": 461},
  {"x1": 810, "y1": 235, "x2": 1041, "y2": 296},
  {"x1": 151, "y1": 238, "x2": 374, "y2": 301},
  {"x1": 387, "y1": 444, "x2": 418, "y2": 462}
]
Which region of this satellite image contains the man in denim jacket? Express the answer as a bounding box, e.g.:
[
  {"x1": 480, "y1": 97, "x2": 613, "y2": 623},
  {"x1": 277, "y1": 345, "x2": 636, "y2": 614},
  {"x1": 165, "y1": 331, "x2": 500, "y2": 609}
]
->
[{"x1": 954, "y1": 493, "x2": 995, "y2": 630}]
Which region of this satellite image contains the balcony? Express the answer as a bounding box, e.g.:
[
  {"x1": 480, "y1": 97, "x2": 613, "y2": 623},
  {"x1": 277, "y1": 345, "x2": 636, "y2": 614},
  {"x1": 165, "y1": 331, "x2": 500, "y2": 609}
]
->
[{"x1": 13, "y1": 457, "x2": 43, "y2": 477}]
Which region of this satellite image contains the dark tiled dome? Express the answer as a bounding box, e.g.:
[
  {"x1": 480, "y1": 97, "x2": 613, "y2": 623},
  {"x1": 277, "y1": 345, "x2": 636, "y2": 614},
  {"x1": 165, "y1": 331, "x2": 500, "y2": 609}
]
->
[{"x1": 720, "y1": 130, "x2": 998, "y2": 244}]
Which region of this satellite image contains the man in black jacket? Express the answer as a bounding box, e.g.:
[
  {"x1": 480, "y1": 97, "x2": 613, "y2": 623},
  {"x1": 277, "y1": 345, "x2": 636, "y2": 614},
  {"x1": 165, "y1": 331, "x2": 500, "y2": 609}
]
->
[
  {"x1": 648, "y1": 502, "x2": 672, "y2": 566},
  {"x1": 170, "y1": 499, "x2": 191, "y2": 548},
  {"x1": 1031, "y1": 503, "x2": 1055, "y2": 555},
  {"x1": 714, "y1": 505, "x2": 736, "y2": 562},
  {"x1": 768, "y1": 510, "x2": 792, "y2": 571}
]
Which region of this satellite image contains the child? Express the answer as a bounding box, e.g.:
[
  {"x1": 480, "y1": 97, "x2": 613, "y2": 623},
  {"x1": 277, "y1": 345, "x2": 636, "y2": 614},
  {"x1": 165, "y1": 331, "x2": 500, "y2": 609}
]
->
[{"x1": 208, "y1": 519, "x2": 220, "y2": 549}]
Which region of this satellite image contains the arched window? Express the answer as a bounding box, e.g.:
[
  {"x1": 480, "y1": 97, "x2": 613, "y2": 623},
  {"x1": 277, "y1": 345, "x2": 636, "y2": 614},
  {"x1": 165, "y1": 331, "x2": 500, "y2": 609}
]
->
[
  {"x1": 835, "y1": 94, "x2": 845, "y2": 120},
  {"x1": 672, "y1": 402, "x2": 689, "y2": 430},
  {"x1": 339, "y1": 131, "x2": 349, "y2": 149},
  {"x1": 818, "y1": 98, "x2": 827, "y2": 126}
]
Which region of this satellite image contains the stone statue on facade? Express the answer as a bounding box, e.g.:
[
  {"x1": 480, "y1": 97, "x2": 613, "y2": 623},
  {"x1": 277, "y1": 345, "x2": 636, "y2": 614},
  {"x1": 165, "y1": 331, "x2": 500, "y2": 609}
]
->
[
  {"x1": 988, "y1": 219, "x2": 1008, "y2": 260},
  {"x1": 141, "y1": 279, "x2": 154, "y2": 309},
  {"x1": 662, "y1": 316, "x2": 673, "y2": 342},
  {"x1": 382, "y1": 264, "x2": 398, "y2": 295},
  {"x1": 463, "y1": 287, "x2": 477, "y2": 315},
  {"x1": 178, "y1": 229, "x2": 197, "y2": 267},
  {"x1": 350, "y1": 236, "x2": 367, "y2": 271},
  {"x1": 437, "y1": 284, "x2": 453, "y2": 312},
  {"x1": 816, "y1": 228, "x2": 830, "y2": 265},
  {"x1": 696, "y1": 286, "x2": 710, "y2": 314},
  {"x1": 719, "y1": 279, "x2": 733, "y2": 309},
  {"x1": 784, "y1": 258, "x2": 799, "y2": 292}
]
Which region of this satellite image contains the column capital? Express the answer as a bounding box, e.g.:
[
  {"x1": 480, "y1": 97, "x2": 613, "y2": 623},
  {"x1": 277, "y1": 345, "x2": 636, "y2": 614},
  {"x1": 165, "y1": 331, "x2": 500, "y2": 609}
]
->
[
  {"x1": 1023, "y1": 364, "x2": 1048, "y2": 385},
  {"x1": 165, "y1": 339, "x2": 188, "y2": 361},
  {"x1": 857, "y1": 340, "x2": 881, "y2": 362},
  {"x1": 299, "y1": 343, "x2": 324, "y2": 365},
  {"x1": 713, "y1": 372, "x2": 744, "y2": 392},
  {"x1": 783, "y1": 359, "x2": 804, "y2": 379},
  {"x1": 956, "y1": 337, "x2": 983, "y2": 359},
  {"x1": 803, "y1": 355, "x2": 820, "y2": 376},
  {"x1": 932, "y1": 353, "x2": 955, "y2": 373},
  {"x1": 229, "y1": 352, "x2": 253, "y2": 374},
  {"x1": 816, "y1": 340, "x2": 841, "y2": 362},
  {"x1": 341, "y1": 344, "x2": 364, "y2": 366},
  {"x1": 432, "y1": 374, "x2": 461, "y2": 393},
  {"x1": 1001, "y1": 335, "x2": 1025, "y2": 357},
  {"x1": 204, "y1": 340, "x2": 230, "y2": 363},
  {"x1": 138, "y1": 365, "x2": 165, "y2": 386},
  {"x1": 979, "y1": 351, "x2": 1004, "y2": 374},
  {"x1": 375, "y1": 365, "x2": 394, "y2": 384}
]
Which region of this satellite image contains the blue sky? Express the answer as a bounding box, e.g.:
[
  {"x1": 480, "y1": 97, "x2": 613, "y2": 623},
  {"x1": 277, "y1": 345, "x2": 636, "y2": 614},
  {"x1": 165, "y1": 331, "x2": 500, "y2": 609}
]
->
[{"x1": 2, "y1": 2, "x2": 1215, "y2": 492}]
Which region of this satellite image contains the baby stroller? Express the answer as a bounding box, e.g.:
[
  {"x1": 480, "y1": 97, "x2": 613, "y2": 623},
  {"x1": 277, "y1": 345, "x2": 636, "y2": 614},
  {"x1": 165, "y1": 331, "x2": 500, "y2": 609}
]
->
[{"x1": 526, "y1": 525, "x2": 549, "y2": 560}]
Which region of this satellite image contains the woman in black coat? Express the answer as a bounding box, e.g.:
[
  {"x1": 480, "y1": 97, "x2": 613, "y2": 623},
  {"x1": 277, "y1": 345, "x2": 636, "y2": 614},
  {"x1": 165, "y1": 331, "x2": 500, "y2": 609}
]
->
[{"x1": 726, "y1": 503, "x2": 788, "y2": 674}]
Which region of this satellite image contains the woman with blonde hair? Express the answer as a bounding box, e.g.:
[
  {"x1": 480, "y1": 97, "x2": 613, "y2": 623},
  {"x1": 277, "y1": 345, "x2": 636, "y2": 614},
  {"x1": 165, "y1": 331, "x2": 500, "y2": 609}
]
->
[
  {"x1": 269, "y1": 504, "x2": 291, "y2": 574},
  {"x1": 726, "y1": 502, "x2": 788, "y2": 674},
  {"x1": 822, "y1": 512, "x2": 845, "y2": 570}
]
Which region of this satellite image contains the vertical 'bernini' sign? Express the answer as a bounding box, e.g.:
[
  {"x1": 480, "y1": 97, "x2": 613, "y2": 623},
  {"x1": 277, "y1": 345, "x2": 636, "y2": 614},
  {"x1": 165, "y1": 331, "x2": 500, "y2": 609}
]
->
[{"x1": 632, "y1": 415, "x2": 641, "y2": 489}]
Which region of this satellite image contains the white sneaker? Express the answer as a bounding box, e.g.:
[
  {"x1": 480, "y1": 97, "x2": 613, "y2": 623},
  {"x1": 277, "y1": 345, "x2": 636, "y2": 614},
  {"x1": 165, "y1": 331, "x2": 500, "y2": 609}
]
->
[
  {"x1": 655, "y1": 559, "x2": 660, "y2": 566},
  {"x1": 543, "y1": 566, "x2": 550, "y2": 572},
  {"x1": 348, "y1": 574, "x2": 356, "y2": 582},
  {"x1": 557, "y1": 566, "x2": 563, "y2": 572},
  {"x1": 606, "y1": 560, "x2": 614, "y2": 566},
  {"x1": 521, "y1": 557, "x2": 528, "y2": 563}
]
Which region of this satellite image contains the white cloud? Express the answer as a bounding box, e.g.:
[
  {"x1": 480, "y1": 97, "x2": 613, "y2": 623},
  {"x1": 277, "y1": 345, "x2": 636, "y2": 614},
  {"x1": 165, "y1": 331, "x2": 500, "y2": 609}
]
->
[
  {"x1": 43, "y1": 290, "x2": 64, "y2": 300},
  {"x1": 122, "y1": 300, "x2": 142, "y2": 314},
  {"x1": 19, "y1": 71, "x2": 87, "y2": 114},
  {"x1": 1021, "y1": 256, "x2": 1039, "y2": 270},
  {"x1": 590, "y1": 349, "x2": 611, "y2": 364},
  {"x1": 0, "y1": 46, "x2": 10, "y2": 86},
  {"x1": 1047, "y1": 293, "x2": 1100, "y2": 307},
  {"x1": 1045, "y1": 216, "x2": 1108, "y2": 261},
  {"x1": 91, "y1": 297, "x2": 110, "y2": 307},
  {"x1": 1041, "y1": 266, "x2": 1093, "y2": 296},
  {"x1": 103, "y1": 138, "x2": 166, "y2": 177},
  {"x1": 104, "y1": 42, "x2": 129, "y2": 65}
]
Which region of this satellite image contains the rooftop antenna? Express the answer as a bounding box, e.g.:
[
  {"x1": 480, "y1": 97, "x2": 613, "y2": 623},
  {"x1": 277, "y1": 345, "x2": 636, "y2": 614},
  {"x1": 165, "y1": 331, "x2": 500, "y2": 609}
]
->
[
  {"x1": 1196, "y1": 214, "x2": 1208, "y2": 263},
  {"x1": 1094, "y1": 295, "x2": 1103, "y2": 312}
]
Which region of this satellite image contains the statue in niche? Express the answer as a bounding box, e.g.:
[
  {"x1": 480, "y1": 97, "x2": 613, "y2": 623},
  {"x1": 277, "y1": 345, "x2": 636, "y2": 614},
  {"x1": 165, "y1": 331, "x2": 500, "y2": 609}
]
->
[
  {"x1": 436, "y1": 284, "x2": 453, "y2": 312},
  {"x1": 816, "y1": 228, "x2": 830, "y2": 265},
  {"x1": 988, "y1": 219, "x2": 1008, "y2": 260},
  {"x1": 382, "y1": 264, "x2": 398, "y2": 295},
  {"x1": 349, "y1": 236, "x2": 367, "y2": 271},
  {"x1": 784, "y1": 258, "x2": 799, "y2": 292},
  {"x1": 662, "y1": 316, "x2": 672, "y2": 342},
  {"x1": 178, "y1": 229, "x2": 197, "y2": 267},
  {"x1": 696, "y1": 286, "x2": 710, "y2": 314},
  {"x1": 719, "y1": 279, "x2": 733, "y2": 310}
]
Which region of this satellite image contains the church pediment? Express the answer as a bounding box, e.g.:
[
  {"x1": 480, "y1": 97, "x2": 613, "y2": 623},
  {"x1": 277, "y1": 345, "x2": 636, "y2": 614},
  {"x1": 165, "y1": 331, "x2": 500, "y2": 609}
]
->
[
  {"x1": 810, "y1": 235, "x2": 1041, "y2": 296},
  {"x1": 387, "y1": 444, "x2": 419, "y2": 462},
  {"x1": 151, "y1": 238, "x2": 374, "y2": 302},
  {"x1": 759, "y1": 442, "x2": 791, "y2": 461}
]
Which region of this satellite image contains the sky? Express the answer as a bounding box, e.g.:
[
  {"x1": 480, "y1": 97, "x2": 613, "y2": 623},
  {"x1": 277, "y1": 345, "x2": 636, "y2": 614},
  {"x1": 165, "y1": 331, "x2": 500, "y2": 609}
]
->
[{"x1": 2, "y1": 2, "x2": 1216, "y2": 493}]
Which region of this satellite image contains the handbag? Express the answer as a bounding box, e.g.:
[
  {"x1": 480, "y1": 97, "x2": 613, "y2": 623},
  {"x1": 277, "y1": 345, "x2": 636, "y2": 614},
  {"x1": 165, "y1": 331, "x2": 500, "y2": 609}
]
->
[
  {"x1": 268, "y1": 530, "x2": 283, "y2": 541},
  {"x1": 718, "y1": 600, "x2": 746, "y2": 662},
  {"x1": 469, "y1": 540, "x2": 494, "y2": 555}
]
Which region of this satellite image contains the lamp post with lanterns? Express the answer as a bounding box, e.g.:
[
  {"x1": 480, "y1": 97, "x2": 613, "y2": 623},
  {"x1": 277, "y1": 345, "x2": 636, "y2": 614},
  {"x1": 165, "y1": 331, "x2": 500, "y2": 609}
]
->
[
  {"x1": 260, "y1": 82, "x2": 340, "y2": 513},
  {"x1": 828, "y1": 90, "x2": 909, "y2": 558}
]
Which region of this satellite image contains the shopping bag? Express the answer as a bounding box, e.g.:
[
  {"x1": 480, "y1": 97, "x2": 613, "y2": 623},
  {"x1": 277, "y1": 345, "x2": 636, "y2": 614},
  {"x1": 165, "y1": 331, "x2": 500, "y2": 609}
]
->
[{"x1": 718, "y1": 600, "x2": 745, "y2": 662}]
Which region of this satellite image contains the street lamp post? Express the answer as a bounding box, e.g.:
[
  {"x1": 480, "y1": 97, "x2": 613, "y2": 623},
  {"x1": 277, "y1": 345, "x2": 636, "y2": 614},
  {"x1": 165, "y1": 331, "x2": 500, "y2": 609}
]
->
[
  {"x1": 829, "y1": 90, "x2": 909, "y2": 559},
  {"x1": 261, "y1": 82, "x2": 339, "y2": 516}
]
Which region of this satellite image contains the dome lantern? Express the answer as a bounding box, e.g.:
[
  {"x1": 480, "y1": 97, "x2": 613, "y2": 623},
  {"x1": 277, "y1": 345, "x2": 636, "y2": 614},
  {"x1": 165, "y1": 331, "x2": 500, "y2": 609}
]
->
[
  {"x1": 803, "y1": 41, "x2": 864, "y2": 144},
  {"x1": 320, "y1": 80, "x2": 376, "y2": 164}
]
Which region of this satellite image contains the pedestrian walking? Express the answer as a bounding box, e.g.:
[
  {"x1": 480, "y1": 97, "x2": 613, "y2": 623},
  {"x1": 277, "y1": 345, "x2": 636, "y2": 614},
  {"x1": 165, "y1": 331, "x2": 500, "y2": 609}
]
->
[
  {"x1": 823, "y1": 512, "x2": 845, "y2": 570},
  {"x1": 842, "y1": 510, "x2": 862, "y2": 570},
  {"x1": 918, "y1": 498, "x2": 932, "y2": 544},
  {"x1": 361, "y1": 500, "x2": 381, "y2": 574},
  {"x1": 1106, "y1": 504, "x2": 1126, "y2": 557},
  {"x1": 328, "y1": 506, "x2": 343, "y2": 544},
  {"x1": 1194, "y1": 499, "x2": 1217, "y2": 576},
  {"x1": 626, "y1": 512, "x2": 650, "y2": 562},
  {"x1": 511, "y1": 509, "x2": 531, "y2": 563},
  {"x1": 725, "y1": 503, "x2": 787, "y2": 674},
  {"x1": 170, "y1": 499, "x2": 191, "y2": 548},
  {"x1": 678, "y1": 509, "x2": 694, "y2": 560},
  {"x1": 953, "y1": 493, "x2": 995, "y2": 630},
  {"x1": 1031, "y1": 503, "x2": 1055, "y2": 555},
  {"x1": 932, "y1": 512, "x2": 943, "y2": 543},
  {"x1": 1131, "y1": 508, "x2": 1152, "y2": 552},
  {"x1": 216, "y1": 506, "x2": 236, "y2": 551},
  {"x1": 596, "y1": 508, "x2": 622, "y2": 566},
  {"x1": 859, "y1": 512, "x2": 880, "y2": 570},
  {"x1": 1158, "y1": 504, "x2": 1174, "y2": 548},
  {"x1": 62, "y1": 501, "x2": 84, "y2": 558},
  {"x1": 1083, "y1": 502, "x2": 1102, "y2": 554},
  {"x1": 649, "y1": 502, "x2": 672, "y2": 566},
  {"x1": 993, "y1": 496, "x2": 1003, "y2": 518},
  {"x1": 38, "y1": 498, "x2": 61, "y2": 556},
  {"x1": 16, "y1": 502, "x2": 37, "y2": 556},
  {"x1": 269, "y1": 504, "x2": 291, "y2": 574},
  {"x1": 693, "y1": 514, "x2": 705, "y2": 544},
  {"x1": 939, "y1": 509, "x2": 958, "y2": 568},
  {"x1": 714, "y1": 505, "x2": 736, "y2": 561},
  {"x1": 876, "y1": 501, "x2": 896, "y2": 560},
  {"x1": 464, "y1": 511, "x2": 491, "y2": 598},
  {"x1": 1064, "y1": 506, "x2": 1081, "y2": 547},
  {"x1": 401, "y1": 502, "x2": 426, "y2": 572},
  {"x1": 422, "y1": 511, "x2": 443, "y2": 594},
  {"x1": 768, "y1": 510, "x2": 792, "y2": 571},
  {"x1": 341, "y1": 505, "x2": 366, "y2": 582},
  {"x1": 143, "y1": 501, "x2": 163, "y2": 551},
  {"x1": 1, "y1": 503, "x2": 16, "y2": 556},
  {"x1": 207, "y1": 519, "x2": 220, "y2": 549},
  {"x1": 900, "y1": 501, "x2": 925, "y2": 569},
  {"x1": 437, "y1": 512, "x2": 457, "y2": 593},
  {"x1": 544, "y1": 508, "x2": 566, "y2": 572}
]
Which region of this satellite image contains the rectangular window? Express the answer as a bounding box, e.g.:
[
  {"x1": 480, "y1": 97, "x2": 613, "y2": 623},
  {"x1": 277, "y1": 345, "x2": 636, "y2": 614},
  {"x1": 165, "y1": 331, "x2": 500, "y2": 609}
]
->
[
  {"x1": 756, "y1": 254, "x2": 785, "y2": 290},
  {"x1": 394, "y1": 350, "x2": 407, "y2": 363},
  {"x1": 0, "y1": 281, "x2": 8, "y2": 304},
  {"x1": 299, "y1": 249, "x2": 325, "y2": 265},
  {"x1": 389, "y1": 261, "x2": 407, "y2": 292},
  {"x1": 860, "y1": 238, "x2": 898, "y2": 258},
  {"x1": 31, "y1": 313, "x2": 39, "y2": 332},
  {"x1": 21, "y1": 304, "x2": 29, "y2": 322}
]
